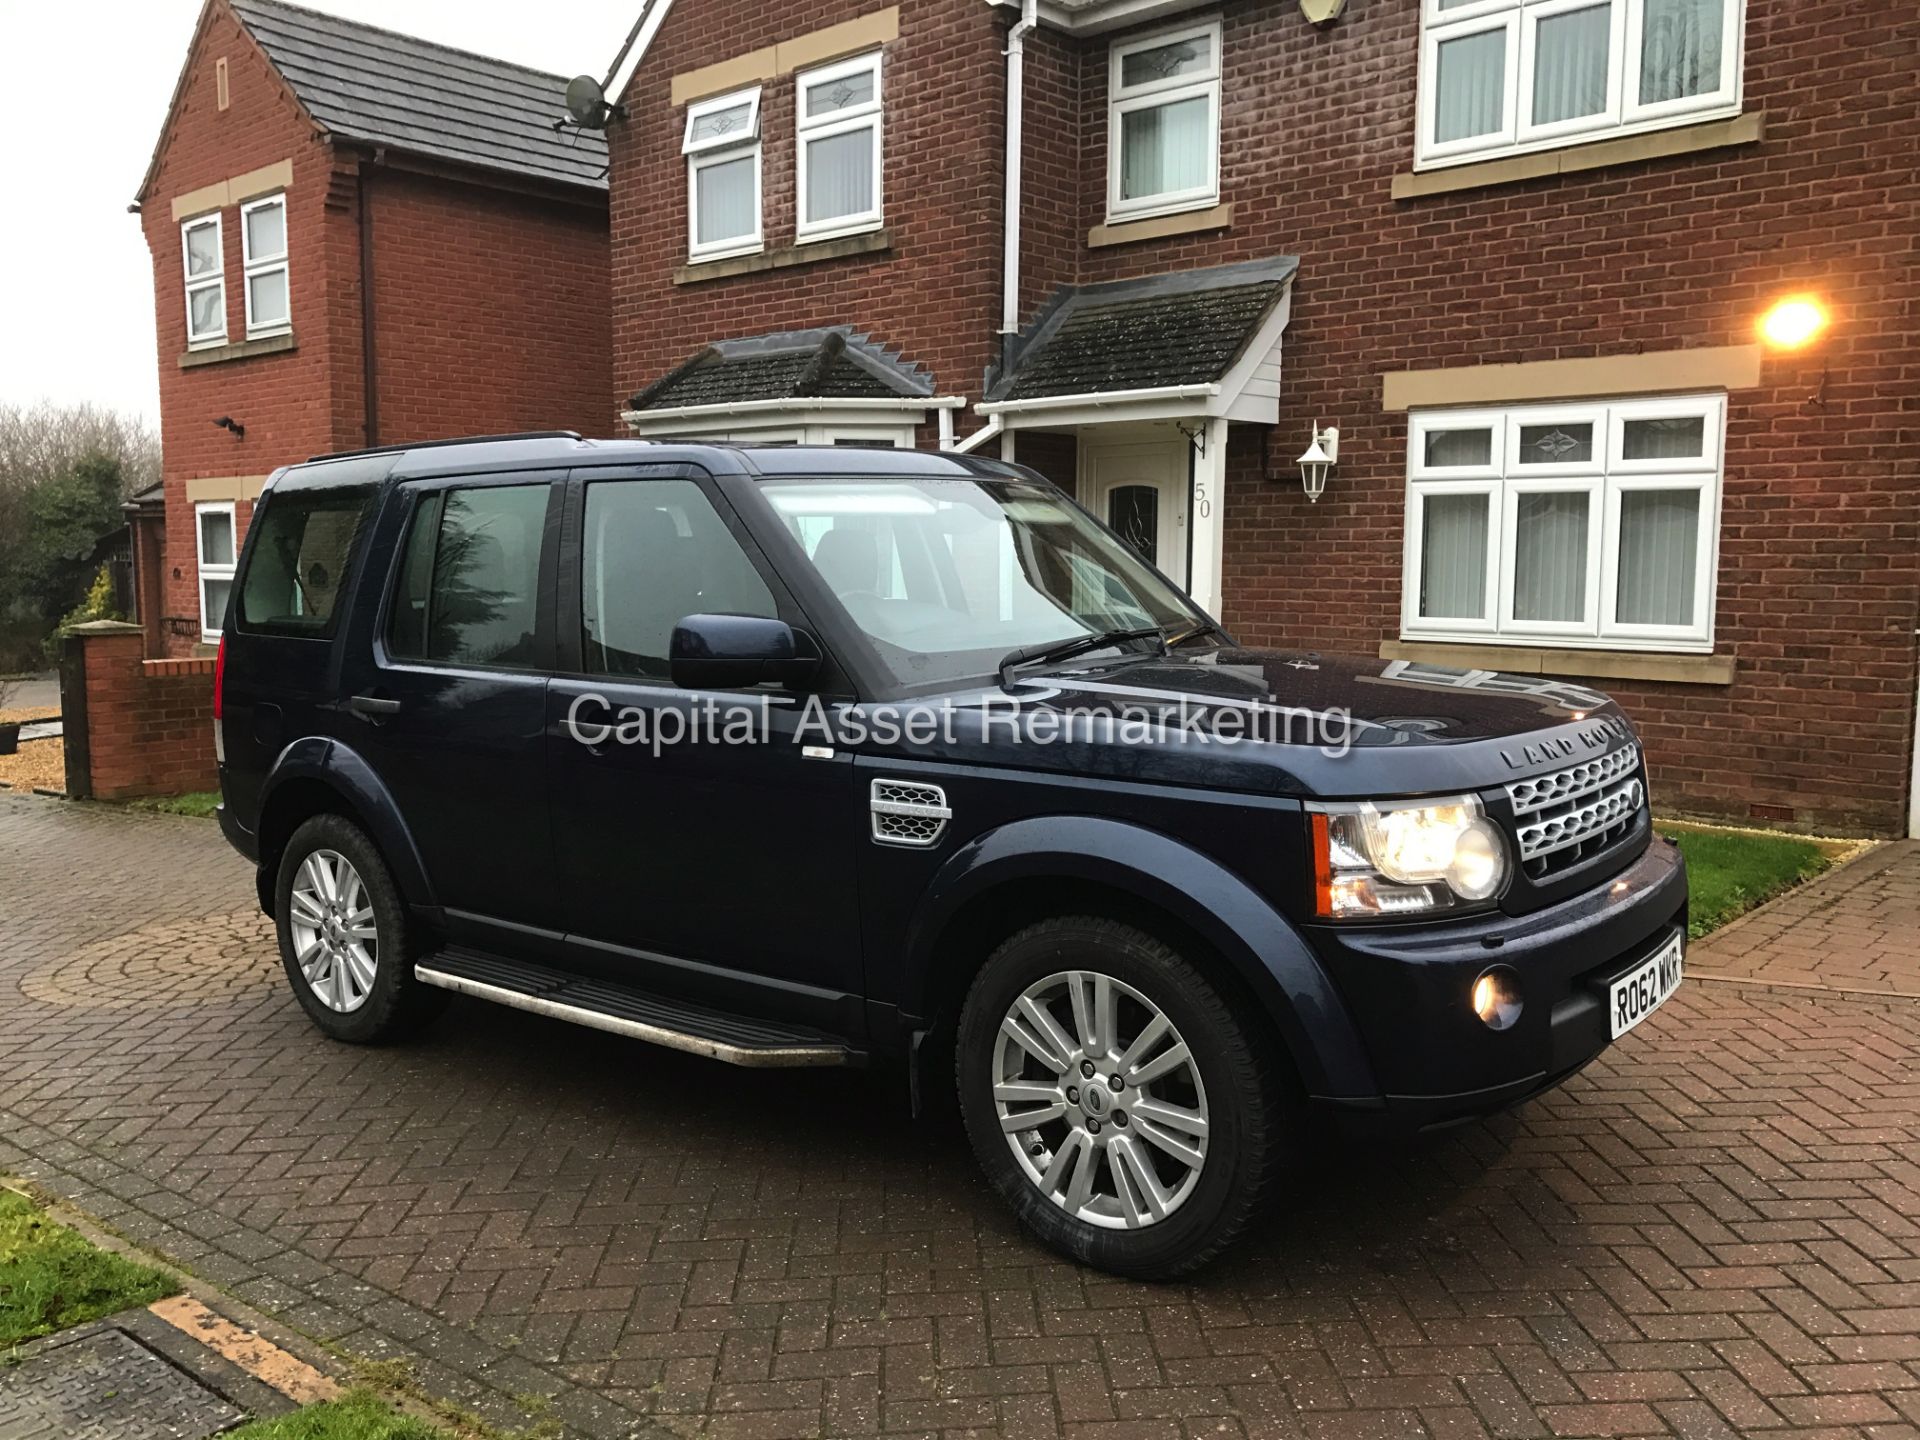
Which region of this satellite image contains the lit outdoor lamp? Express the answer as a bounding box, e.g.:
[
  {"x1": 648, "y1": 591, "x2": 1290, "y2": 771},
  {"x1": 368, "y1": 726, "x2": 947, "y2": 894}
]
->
[
  {"x1": 1759, "y1": 295, "x2": 1829, "y2": 351},
  {"x1": 1296, "y1": 424, "x2": 1340, "y2": 502}
]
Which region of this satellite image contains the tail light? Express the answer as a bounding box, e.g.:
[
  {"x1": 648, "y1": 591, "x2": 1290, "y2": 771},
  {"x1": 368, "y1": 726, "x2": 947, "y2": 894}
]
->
[{"x1": 212, "y1": 634, "x2": 227, "y2": 766}]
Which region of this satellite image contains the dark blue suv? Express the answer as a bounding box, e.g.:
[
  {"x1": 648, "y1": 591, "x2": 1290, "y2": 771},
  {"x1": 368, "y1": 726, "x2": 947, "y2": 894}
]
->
[{"x1": 215, "y1": 433, "x2": 1687, "y2": 1277}]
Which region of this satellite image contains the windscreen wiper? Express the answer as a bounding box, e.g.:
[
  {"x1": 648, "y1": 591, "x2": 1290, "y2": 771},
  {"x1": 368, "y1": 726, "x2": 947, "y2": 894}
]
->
[{"x1": 998, "y1": 627, "x2": 1166, "y2": 690}]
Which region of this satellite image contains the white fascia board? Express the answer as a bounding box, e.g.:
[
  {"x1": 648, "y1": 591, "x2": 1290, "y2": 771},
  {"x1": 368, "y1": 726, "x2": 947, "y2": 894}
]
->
[
  {"x1": 606, "y1": 0, "x2": 679, "y2": 107},
  {"x1": 976, "y1": 384, "x2": 1219, "y2": 428},
  {"x1": 1028, "y1": 0, "x2": 1215, "y2": 35}
]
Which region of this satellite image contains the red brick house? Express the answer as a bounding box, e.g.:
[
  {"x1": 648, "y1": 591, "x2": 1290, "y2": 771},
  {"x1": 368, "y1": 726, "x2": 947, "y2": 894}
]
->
[
  {"x1": 602, "y1": 0, "x2": 1920, "y2": 836},
  {"x1": 135, "y1": 0, "x2": 612, "y2": 658}
]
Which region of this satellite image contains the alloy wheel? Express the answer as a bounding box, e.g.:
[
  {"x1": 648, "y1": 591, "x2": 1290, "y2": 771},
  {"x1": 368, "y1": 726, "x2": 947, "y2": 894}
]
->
[
  {"x1": 288, "y1": 848, "x2": 378, "y2": 1013},
  {"x1": 992, "y1": 969, "x2": 1210, "y2": 1229}
]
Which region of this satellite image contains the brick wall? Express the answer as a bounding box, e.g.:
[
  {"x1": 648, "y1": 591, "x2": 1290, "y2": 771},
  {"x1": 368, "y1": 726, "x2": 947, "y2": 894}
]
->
[
  {"x1": 612, "y1": 0, "x2": 1919, "y2": 834},
  {"x1": 608, "y1": 0, "x2": 1009, "y2": 446},
  {"x1": 61, "y1": 626, "x2": 217, "y2": 801}
]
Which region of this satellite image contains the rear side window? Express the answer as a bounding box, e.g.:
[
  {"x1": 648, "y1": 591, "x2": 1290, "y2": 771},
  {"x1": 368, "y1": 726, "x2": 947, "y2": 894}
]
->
[
  {"x1": 388, "y1": 483, "x2": 550, "y2": 669},
  {"x1": 236, "y1": 485, "x2": 377, "y2": 637}
]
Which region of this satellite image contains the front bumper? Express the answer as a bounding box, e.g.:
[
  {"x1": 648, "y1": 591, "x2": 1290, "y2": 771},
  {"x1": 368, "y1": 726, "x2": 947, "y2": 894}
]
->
[{"x1": 1305, "y1": 833, "x2": 1687, "y2": 1135}]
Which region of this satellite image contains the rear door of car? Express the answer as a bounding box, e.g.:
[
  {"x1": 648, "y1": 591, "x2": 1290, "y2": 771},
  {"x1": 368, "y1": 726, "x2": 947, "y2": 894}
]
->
[{"x1": 336, "y1": 471, "x2": 564, "y2": 948}]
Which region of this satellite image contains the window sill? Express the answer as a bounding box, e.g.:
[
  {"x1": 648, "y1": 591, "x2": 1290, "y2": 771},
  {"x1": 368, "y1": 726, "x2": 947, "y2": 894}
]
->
[
  {"x1": 673, "y1": 228, "x2": 891, "y2": 285},
  {"x1": 1381, "y1": 639, "x2": 1734, "y2": 687},
  {"x1": 1392, "y1": 112, "x2": 1765, "y2": 201},
  {"x1": 1088, "y1": 202, "x2": 1233, "y2": 249},
  {"x1": 178, "y1": 332, "x2": 297, "y2": 369}
]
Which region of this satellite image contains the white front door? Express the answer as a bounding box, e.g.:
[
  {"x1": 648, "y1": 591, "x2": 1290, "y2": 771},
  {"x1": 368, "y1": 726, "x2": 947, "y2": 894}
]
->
[{"x1": 1082, "y1": 436, "x2": 1189, "y2": 590}]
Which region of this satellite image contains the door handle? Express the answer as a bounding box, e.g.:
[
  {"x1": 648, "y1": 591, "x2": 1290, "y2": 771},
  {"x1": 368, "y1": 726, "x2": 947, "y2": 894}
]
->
[{"x1": 349, "y1": 694, "x2": 402, "y2": 719}]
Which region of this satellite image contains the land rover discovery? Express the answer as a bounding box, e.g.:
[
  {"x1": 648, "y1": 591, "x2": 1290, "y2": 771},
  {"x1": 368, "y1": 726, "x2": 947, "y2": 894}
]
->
[{"x1": 215, "y1": 433, "x2": 1687, "y2": 1278}]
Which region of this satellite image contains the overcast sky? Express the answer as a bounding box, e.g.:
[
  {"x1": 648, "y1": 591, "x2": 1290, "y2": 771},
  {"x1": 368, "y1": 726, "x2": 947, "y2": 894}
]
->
[{"x1": 0, "y1": 1, "x2": 634, "y2": 428}]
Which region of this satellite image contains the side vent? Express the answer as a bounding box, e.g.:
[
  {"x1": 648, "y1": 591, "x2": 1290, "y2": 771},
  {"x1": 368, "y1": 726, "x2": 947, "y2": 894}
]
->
[{"x1": 871, "y1": 779, "x2": 951, "y2": 848}]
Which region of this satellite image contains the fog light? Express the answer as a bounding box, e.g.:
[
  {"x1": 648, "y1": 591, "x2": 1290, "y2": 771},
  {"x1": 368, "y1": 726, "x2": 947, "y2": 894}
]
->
[{"x1": 1472, "y1": 966, "x2": 1523, "y2": 1031}]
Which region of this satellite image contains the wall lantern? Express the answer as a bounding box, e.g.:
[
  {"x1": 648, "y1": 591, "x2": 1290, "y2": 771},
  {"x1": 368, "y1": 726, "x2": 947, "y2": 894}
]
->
[
  {"x1": 1296, "y1": 424, "x2": 1340, "y2": 502},
  {"x1": 1299, "y1": 0, "x2": 1347, "y2": 22},
  {"x1": 1758, "y1": 295, "x2": 1829, "y2": 352}
]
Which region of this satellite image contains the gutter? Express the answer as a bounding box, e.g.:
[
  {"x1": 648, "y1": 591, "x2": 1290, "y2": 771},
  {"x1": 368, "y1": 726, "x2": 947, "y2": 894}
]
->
[
  {"x1": 622, "y1": 395, "x2": 968, "y2": 427},
  {"x1": 977, "y1": 383, "x2": 1221, "y2": 416}
]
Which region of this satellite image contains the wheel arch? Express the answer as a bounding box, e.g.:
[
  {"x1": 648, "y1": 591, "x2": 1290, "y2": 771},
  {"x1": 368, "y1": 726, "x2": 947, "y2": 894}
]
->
[
  {"x1": 255, "y1": 738, "x2": 436, "y2": 917},
  {"x1": 903, "y1": 816, "x2": 1379, "y2": 1101}
]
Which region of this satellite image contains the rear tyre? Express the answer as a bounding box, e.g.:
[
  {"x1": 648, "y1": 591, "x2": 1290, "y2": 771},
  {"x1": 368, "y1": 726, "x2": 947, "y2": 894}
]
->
[
  {"x1": 274, "y1": 814, "x2": 444, "y2": 1044},
  {"x1": 956, "y1": 916, "x2": 1291, "y2": 1279}
]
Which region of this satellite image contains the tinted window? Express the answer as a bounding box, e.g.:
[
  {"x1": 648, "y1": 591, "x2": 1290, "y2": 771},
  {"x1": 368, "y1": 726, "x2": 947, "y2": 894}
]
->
[
  {"x1": 582, "y1": 479, "x2": 775, "y2": 678},
  {"x1": 236, "y1": 486, "x2": 376, "y2": 636},
  {"x1": 388, "y1": 484, "x2": 549, "y2": 668}
]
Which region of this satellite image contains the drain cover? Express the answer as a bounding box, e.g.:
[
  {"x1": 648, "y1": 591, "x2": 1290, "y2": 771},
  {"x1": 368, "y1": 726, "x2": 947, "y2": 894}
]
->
[{"x1": 0, "y1": 1325, "x2": 245, "y2": 1439}]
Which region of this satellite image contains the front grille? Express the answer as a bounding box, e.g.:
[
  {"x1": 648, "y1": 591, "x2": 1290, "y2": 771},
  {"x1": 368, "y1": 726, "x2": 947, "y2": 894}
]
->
[
  {"x1": 871, "y1": 779, "x2": 951, "y2": 848},
  {"x1": 1504, "y1": 747, "x2": 1646, "y2": 879}
]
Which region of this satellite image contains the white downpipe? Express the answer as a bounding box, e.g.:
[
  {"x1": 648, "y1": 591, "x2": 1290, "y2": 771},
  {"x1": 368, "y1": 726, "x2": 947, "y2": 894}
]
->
[{"x1": 1001, "y1": 0, "x2": 1039, "y2": 341}]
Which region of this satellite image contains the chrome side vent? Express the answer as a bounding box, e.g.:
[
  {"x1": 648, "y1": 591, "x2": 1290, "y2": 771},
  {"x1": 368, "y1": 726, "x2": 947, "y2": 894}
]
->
[{"x1": 871, "y1": 779, "x2": 951, "y2": 848}]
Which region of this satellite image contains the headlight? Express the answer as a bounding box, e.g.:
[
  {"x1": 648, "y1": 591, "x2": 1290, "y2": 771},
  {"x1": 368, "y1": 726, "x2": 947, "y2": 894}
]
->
[{"x1": 1308, "y1": 794, "x2": 1509, "y2": 919}]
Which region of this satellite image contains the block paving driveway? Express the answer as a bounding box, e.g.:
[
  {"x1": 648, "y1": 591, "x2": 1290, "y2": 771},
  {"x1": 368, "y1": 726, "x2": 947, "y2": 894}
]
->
[{"x1": 1, "y1": 792, "x2": 1916, "y2": 1439}]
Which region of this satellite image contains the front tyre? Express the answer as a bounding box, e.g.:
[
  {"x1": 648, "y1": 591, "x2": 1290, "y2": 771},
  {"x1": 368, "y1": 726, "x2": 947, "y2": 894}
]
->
[
  {"x1": 956, "y1": 917, "x2": 1290, "y2": 1279},
  {"x1": 274, "y1": 814, "x2": 442, "y2": 1044}
]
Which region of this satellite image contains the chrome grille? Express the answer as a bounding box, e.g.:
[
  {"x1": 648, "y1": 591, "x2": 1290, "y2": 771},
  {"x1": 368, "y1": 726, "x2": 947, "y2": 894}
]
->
[
  {"x1": 1506, "y1": 744, "x2": 1640, "y2": 816},
  {"x1": 871, "y1": 779, "x2": 951, "y2": 848},
  {"x1": 1513, "y1": 777, "x2": 1645, "y2": 867}
]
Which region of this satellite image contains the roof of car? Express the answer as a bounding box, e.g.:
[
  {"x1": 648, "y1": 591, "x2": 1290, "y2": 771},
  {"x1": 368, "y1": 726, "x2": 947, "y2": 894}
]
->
[{"x1": 279, "y1": 433, "x2": 1025, "y2": 486}]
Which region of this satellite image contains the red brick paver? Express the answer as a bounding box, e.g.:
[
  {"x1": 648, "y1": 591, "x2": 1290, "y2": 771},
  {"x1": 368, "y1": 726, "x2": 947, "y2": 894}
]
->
[
  {"x1": 2, "y1": 794, "x2": 1917, "y2": 1440},
  {"x1": 1688, "y1": 841, "x2": 1920, "y2": 998}
]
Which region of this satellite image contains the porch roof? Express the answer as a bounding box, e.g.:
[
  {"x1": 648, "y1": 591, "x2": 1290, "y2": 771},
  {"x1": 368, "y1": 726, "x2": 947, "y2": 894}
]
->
[
  {"x1": 981, "y1": 256, "x2": 1298, "y2": 424},
  {"x1": 629, "y1": 328, "x2": 937, "y2": 413}
]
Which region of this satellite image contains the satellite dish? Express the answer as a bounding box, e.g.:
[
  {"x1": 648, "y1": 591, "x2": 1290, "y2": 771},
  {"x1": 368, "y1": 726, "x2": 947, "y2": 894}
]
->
[{"x1": 564, "y1": 74, "x2": 613, "y2": 128}]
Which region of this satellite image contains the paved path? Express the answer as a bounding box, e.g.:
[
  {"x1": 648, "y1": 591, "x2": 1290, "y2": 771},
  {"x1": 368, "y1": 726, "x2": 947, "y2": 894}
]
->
[
  {"x1": 1, "y1": 794, "x2": 1916, "y2": 1440},
  {"x1": 1687, "y1": 841, "x2": 1920, "y2": 998}
]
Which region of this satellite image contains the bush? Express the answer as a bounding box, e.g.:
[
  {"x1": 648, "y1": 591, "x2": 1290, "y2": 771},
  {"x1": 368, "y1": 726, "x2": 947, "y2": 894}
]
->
[{"x1": 43, "y1": 563, "x2": 125, "y2": 664}]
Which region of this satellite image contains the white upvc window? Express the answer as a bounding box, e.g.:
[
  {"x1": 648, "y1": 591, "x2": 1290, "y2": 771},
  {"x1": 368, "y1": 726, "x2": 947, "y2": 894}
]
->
[
  {"x1": 1107, "y1": 20, "x2": 1221, "y2": 223},
  {"x1": 683, "y1": 87, "x2": 763, "y2": 262},
  {"x1": 182, "y1": 213, "x2": 226, "y2": 347},
  {"x1": 795, "y1": 52, "x2": 883, "y2": 244},
  {"x1": 1416, "y1": 0, "x2": 1742, "y2": 169},
  {"x1": 1402, "y1": 394, "x2": 1725, "y2": 652},
  {"x1": 195, "y1": 501, "x2": 238, "y2": 642},
  {"x1": 240, "y1": 193, "x2": 290, "y2": 336}
]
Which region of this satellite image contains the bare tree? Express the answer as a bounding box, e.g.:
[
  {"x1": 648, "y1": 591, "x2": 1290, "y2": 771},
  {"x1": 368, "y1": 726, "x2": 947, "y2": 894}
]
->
[{"x1": 0, "y1": 401, "x2": 161, "y2": 501}]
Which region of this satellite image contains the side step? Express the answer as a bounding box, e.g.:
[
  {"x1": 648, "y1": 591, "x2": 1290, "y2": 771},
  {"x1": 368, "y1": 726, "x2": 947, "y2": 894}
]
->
[{"x1": 414, "y1": 948, "x2": 858, "y2": 1068}]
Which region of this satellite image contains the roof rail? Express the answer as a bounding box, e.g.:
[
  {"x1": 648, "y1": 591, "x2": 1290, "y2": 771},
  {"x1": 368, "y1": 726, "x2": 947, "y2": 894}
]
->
[{"x1": 305, "y1": 430, "x2": 585, "y2": 463}]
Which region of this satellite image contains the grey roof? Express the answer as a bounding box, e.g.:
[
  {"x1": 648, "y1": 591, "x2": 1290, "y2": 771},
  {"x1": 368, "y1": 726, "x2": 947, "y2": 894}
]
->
[
  {"x1": 987, "y1": 256, "x2": 1299, "y2": 403},
  {"x1": 631, "y1": 329, "x2": 936, "y2": 412},
  {"x1": 229, "y1": 0, "x2": 607, "y2": 191}
]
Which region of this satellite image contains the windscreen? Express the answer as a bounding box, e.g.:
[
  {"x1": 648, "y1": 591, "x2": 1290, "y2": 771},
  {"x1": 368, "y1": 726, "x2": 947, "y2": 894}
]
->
[{"x1": 760, "y1": 475, "x2": 1199, "y2": 690}]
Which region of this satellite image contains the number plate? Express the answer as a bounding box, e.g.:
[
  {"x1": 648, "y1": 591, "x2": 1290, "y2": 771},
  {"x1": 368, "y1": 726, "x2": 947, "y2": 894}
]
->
[{"x1": 1609, "y1": 931, "x2": 1684, "y2": 1039}]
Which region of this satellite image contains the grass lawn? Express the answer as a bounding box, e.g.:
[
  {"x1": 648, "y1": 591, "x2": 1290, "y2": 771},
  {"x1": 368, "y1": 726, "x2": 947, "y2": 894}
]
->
[
  {"x1": 122, "y1": 790, "x2": 221, "y2": 818},
  {"x1": 1659, "y1": 822, "x2": 1837, "y2": 938},
  {"x1": 0, "y1": 1187, "x2": 177, "y2": 1347},
  {"x1": 226, "y1": 1389, "x2": 449, "y2": 1440}
]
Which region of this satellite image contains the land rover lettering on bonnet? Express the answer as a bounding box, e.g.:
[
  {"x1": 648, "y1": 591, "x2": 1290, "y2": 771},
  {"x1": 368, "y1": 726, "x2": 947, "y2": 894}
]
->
[{"x1": 214, "y1": 435, "x2": 1688, "y2": 1278}]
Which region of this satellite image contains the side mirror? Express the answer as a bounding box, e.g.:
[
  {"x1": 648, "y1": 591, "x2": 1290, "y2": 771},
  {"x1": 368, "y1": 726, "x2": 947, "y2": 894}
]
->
[{"x1": 669, "y1": 614, "x2": 820, "y2": 690}]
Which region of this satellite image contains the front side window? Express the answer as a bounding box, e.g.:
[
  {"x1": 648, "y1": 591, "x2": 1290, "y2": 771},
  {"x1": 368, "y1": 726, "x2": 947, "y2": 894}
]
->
[
  {"x1": 795, "y1": 52, "x2": 883, "y2": 242},
  {"x1": 241, "y1": 194, "x2": 290, "y2": 336},
  {"x1": 1108, "y1": 21, "x2": 1221, "y2": 222},
  {"x1": 1418, "y1": 0, "x2": 1741, "y2": 167},
  {"x1": 182, "y1": 213, "x2": 225, "y2": 346},
  {"x1": 762, "y1": 476, "x2": 1199, "y2": 692},
  {"x1": 582, "y1": 479, "x2": 777, "y2": 679},
  {"x1": 388, "y1": 484, "x2": 550, "y2": 669},
  {"x1": 683, "y1": 87, "x2": 762, "y2": 262},
  {"x1": 1403, "y1": 394, "x2": 1725, "y2": 651},
  {"x1": 236, "y1": 484, "x2": 376, "y2": 636},
  {"x1": 195, "y1": 501, "x2": 237, "y2": 640}
]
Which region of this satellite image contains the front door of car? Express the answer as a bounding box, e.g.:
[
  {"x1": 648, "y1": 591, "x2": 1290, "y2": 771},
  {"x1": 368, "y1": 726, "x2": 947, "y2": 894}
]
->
[
  {"x1": 339, "y1": 476, "x2": 561, "y2": 944},
  {"x1": 545, "y1": 467, "x2": 865, "y2": 1038}
]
